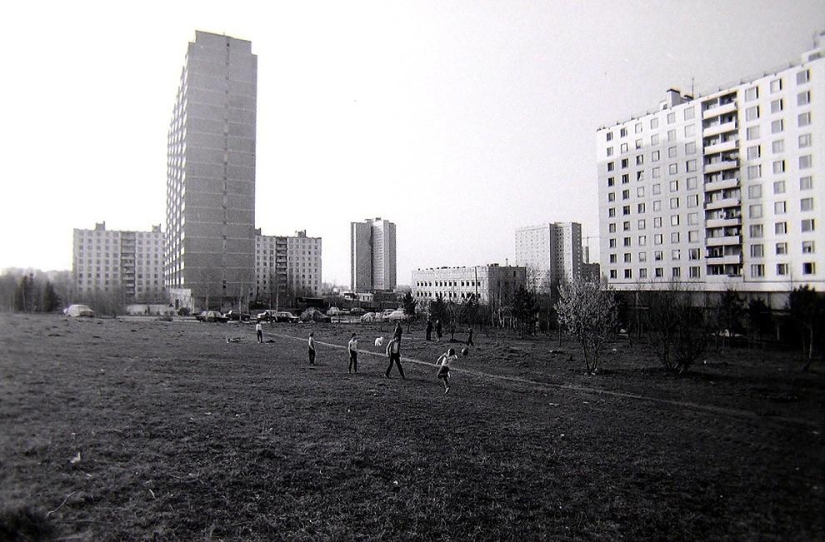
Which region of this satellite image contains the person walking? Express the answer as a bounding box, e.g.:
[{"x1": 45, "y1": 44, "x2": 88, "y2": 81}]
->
[
  {"x1": 436, "y1": 347, "x2": 458, "y2": 394},
  {"x1": 384, "y1": 336, "x2": 405, "y2": 379},
  {"x1": 435, "y1": 319, "x2": 443, "y2": 343},
  {"x1": 308, "y1": 332, "x2": 316, "y2": 365},
  {"x1": 347, "y1": 333, "x2": 359, "y2": 374},
  {"x1": 393, "y1": 321, "x2": 403, "y2": 344},
  {"x1": 466, "y1": 327, "x2": 474, "y2": 346},
  {"x1": 425, "y1": 318, "x2": 433, "y2": 341},
  {"x1": 256, "y1": 321, "x2": 263, "y2": 343}
]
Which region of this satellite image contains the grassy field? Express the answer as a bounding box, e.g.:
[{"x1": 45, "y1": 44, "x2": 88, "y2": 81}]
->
[{"x1": 1, "y1": 313, "x2": 823, "y2": 541}]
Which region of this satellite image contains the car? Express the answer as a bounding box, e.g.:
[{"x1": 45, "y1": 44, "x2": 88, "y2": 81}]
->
[
  {"x1": 349, "y1": 307, "x2": 365, "y2": 315},
  {"x1": 224, "y1": 310, "x2": 251, "y2": 321},
  {"x1": 196, "y1": 310, "x2": 228, "y2": 323},
  {"x1": 256, "y1": 310, "x2": 277, "y2": 322},
  {"x1": 387, "y1": 310, "x2": 408, "y2": 321},
  {"x1": 274, "y1": 311, "x2": 300, "y2": 323},
  {"x1": 65, "y1": 304, "x2": 95, "y2": 317}
]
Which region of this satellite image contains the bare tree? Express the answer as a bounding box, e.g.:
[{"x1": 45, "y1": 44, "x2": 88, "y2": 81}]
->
[
  {"x1": 555, "y1": 278, "x2": 619, "y2": 374},
  {"x1": 644, "y1": 282, "x2": 711, "y2": 374}
]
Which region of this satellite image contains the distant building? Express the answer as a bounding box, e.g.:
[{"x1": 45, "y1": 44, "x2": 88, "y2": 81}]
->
[
  {"x1": 165, "y1": 31, "x2": 258, "y2": 310},
  {"x1": 72, "y1": 222, "x2": 165, "y2": 303},
  {"x1": 515, "y1": 222, "x2": 583, "y2": 292},
  {"x1": 351, "y1": 217, "x2": 396, "y2": 292},
  {"x1": 597, "y1": 32, "x2": 825, "y2": 295},
  {"x1": 412, "y1": 264, "x2": 527, "y2": 305},
  {"x1": 255, "y1": 230, "x2": 322, "y2": 305}
]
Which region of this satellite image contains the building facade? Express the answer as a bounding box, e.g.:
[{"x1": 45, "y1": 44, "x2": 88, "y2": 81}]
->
[
  {"x1": 165, "y1": 31, "x2": 258, "y2": 310},
  {"x1": 72, "y1": 223, "x2": 165, "y2": 304},
  {"x1": 597, "y1": 33, "x2": 824, "y2": 294},
  {"x1": 255, "y1": 230, "x2": 322, "y2": 305},
  {"x1": 351, "y1": 217, "x2": 397, "y2": 292},
  {"x1": 515, "y1": 222, "x2": 583, "y2": 292},
  {"x1": 412, "y1": 264, "x2": 527, "y2": 305}
]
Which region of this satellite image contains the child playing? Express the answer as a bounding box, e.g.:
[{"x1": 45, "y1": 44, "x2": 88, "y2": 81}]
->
[
  {"x1": 347, "y1": 333, "x2": 358, "y2": 374},
  {"x1": 436, "y1": 348, "x2": 458, "y2": 394}
]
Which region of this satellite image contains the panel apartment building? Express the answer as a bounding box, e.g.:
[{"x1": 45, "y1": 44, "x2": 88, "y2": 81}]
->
[
  {"x1": 515, "y1": 222, "x2": 583, "y2": 292},
  {"x1": 412, "y1": 264, "x2": 527, "y2": 305},
  {"x1": 351, "y1": 218, "x2": 396, "y2": 292},
  {"x1": 255, "y1": 230, "x2": 323, "y2": 306},
  {"x1": 597, "y1": 33, "x2": 824, "y2": 295},
  {"x1": 72, "y1": 223, "x2": 165, "y2": 304},
  {"x1": 165, "y1": 31, "x2": 258, "y2": 311}
]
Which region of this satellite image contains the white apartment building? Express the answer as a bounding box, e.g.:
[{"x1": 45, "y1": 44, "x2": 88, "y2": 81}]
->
[
  {"x1": 72, "y1": 223, "x2": 165, "y2": 303},
  {"x1": 515, "y1": 222, "x2": 583, "y2": 292},
  {"x1": 412, "y1": 264, "x2": 527, "y2": 305},
  {"x1": 255, "y1": 230, "x2": 322, "y2": 304},
  {"x1": 597, "y1": 33, "x2": 824, "y2": 294}
]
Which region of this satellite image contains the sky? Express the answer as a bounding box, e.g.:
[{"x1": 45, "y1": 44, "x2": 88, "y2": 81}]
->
[{"x1": 2, "y1": 0, "x2": 824, "y2": 286}]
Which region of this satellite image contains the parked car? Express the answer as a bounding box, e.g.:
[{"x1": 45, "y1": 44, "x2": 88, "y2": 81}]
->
[
  {"x1": 387, "y1": 309, "x2": 408, "y2": 321},
  {"x1": 64, "y1": 304, "x2": 95, "y2": 317},
  {"x1": 224, "y1": 310, "x2": 251, "y2": 321},
  {"x1": 256, "y1": 310, "x2": 277, "y2": 322},
  {"x1": 196, "y1": 310, "x2": 228, "y2": 323},
  {"x1": 274, "y1": 311, "x2": 300, "y2": 323},
  {"x1": 349, "y1": 307, "x2": 365, "y2": 315}
]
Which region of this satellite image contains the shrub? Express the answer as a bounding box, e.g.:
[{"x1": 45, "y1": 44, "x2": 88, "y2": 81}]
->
[
  {"x1": 645, "y1": 285, "x2": 711, "y2": 374},
  {"x1": 555, "y1": 279, "x2": 618, "y2": 374}
]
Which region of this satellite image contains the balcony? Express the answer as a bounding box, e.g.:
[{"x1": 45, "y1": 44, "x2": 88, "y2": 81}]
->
[
  {"x1": 706, "y1": 235, "x2": 741, "y2": 247},
  {"x1": 704, "y1": 138, "x2": 739, "y2": 155},
  {"x1": 705, "y1": 197, "x2": 741, "y2": 210},
  {"x1": 703, "y1": 120, "x2": 737, "y2": 138},
  {"x1": 705, "y1": 159, "x2": 739, "y2": 174},
  {"x1": 705, "y1": 177, "x2": 740, "y2": 191},
  {"x1": 706, "y1": 216, "x2": 742, "y2": 228},
  {"x1": 706, "y1": 254, "x2": 742, "y2": 266},
  {"x1": 702, "y1": 100, "x2": 738, "y2": 120}
]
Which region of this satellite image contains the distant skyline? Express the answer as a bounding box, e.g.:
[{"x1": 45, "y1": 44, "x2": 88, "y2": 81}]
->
[{"x1": 2, "y1": 1, "x2": 824, "y2": 286}]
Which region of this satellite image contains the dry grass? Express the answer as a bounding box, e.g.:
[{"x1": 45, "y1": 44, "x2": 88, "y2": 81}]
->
[{"x1": 0, "y1": 314, "x2": 822, "y2": 540}]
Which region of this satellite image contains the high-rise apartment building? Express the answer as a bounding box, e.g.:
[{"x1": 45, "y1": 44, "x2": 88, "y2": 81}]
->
[
  {"x1": 72, "y1": 223, "x2": 165, "y2": 304},
  {"x1": 351, "y1": 218, "x2": 396, "y2": 292},
  {"x1": 597, "y1": 33, "x2": 824, "y2": 294},
  {"x1": 515, "y1": 222, "x2": 583, "y2": 292},
  {"x1": 165, "y1": 31, "x2": 258, "y2": 310},
  {"x1": 255, "y1": 230, "x2": 322, "y2": 306}
]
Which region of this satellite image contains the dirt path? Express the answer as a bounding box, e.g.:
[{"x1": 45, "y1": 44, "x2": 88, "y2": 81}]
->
[{"x1": 276, "y1": 332, "x2": 819, "y2": 429}]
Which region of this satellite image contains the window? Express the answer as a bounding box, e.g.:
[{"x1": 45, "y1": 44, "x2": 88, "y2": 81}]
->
[
  {"x1": 776, "y1": 242, "x2": 788, "y2": 255},
  {"x1": 771, "y1": 119, "x2": 784, "y2": 133},
  {"x1": 688, "y1": 212, "x2": 699, "y2": 225},
  {"x1": 670, "y1": 197, "x2": 679, "y2": 209},
  {"x1": 744, "y1": 86, "x2": 759, "y2": 101},
  {"x1": 670, "y1": 232, "x2": 680, "y2": 243},
  {"x1": 748, "y1": 184, "x2": 762, "y2": 199},
  {"x1": 637, "y1": 203, "x2": 646, "y2": 213},
  {"x1": 653, "y1": 216, "x2": 662, "y2": 227},
  {"x1": 775, "y1": 222, "x2": 787, "y2": 235},
  {"x1": 802, "y1": 241, "x2": 815, "y2": 254},
  {"x1": 689, "y1": 266, "x2": 701, "y2": 279},
  {"x1": 751, "y1": 264, "x2": 765, "y2": 278},
  {"x1": 606, "y1": 147, "x2": 614, "y2": 156},
  {"x1": 607, "y1": 177, "x2": 615, "y2": 187},
  {"x1": 745, "y1": 106, "x2": 760, "y2": 121},
  {"x1": 608, "y1": 192, "x2": 616, "y2": 202},
  {"x1": 750, "y1": 224, "x2": 764, "y2": 238},
  {"x1": 798, "y1": 112, "x2": 811, "y2": 127},
  {"x1": 770, "y1": 99, "x2": 783, "y2": 113},
  {"x1": 635, "y1": 122, "x2": 642, "y2": 134},
  {"x1": 801, "y1": 198, "x2": 814, "y2": 212},
  {"x1": 689, "y1": 230, "x2": 699, "y2": 243},
  {"x1": 607, "y1": 162, "x2": 614, "y2": 171},
  {"x1": 685, "y1": 142, "x2": 696, "y2": 155},
  {"x1": 652, "y1": 184, "x2": 661, "y2": 195},
  {"x1": 687, "y1": 177, "x2": 698, "y2": 190},
  {"x1": 670, "y1": 215, "x2": 680, "y2": 226},
  {"x1": 639, "y1": 234, "x2": 647, "y2": 245},
  {"x1": 774, "y1": 201, "x2": 786, "y2": 215},
  {"x1": 654, "y1": 250, "x2": 663, "y2": 261},
  {"x1": 802, "y1": 219, "x2": 815, "y2": 232},
  {"x1": 624, "y1": 253, "x2": 632, "y2": 263},
  {"x1": 799, "y1": 133, "x2": 812, "y2": 148},
  {"x1": 623, "y1": 205, "x2": 631, "y2": 216},
  {"x1": 636, "y1": 154, "x2": 644, "y2": 166},
  {"x1": 668, "y1": 146, "x2": 677, "y2": 159},
  {"x1": 685, "y1": 160, "x2": 697, "y2": 172},
  {"x1": 610, "y1": 269, "x2": 618, "y2": 279},
  {"x1": 667, "y1": 112, "x2": 676, "y2": 124},
  {"x1": 636, "y1": 139, "x2": 643, "y2": 149},
  {"x1": 803, "y1": 262, "x2": 816, "y2": 275},
  {"x1": 672, "y1": 267, "x2": 681, "y2": 279},
  {"x1": 684, "y1": 107, "x2": 695, "y2": 120},
  {"x1": 671, "y1": 249, "x2": 681, "y2": 260},
  {"x1": 777, "y1": 263, "x2": 789, "y2": 276},
  {"x1": 621, "y1": 158, "x2": 629, "y2": 168},
  {"x1": 622, "y1": 174, "x2": 630, "y2": 184},
  {"x1": 773, "y1": 180, "x2": 785, "y2": 194},
  {"x1": 652, "y1": 150, "x2": 660, "y2": 162},
  {"x1": 638, "y1": 251, "x2": 647, "y2": 262},
  {"x1": 620, "y1": 127, "x2": 628, "y2": 137},
  {"x1": 608, "y1": 208, "x2": 616, "y2": 217},
  {"x1": 636, "y1": 171, "x2": 645, "y2": 182},
  {"x1": 624, "y1": 269, "x2": 633, "y2": 279},
  {"x1": 667, "y1": 129, "x2": 676, "y2": 142},
  {"x1": 800, "y1": 176, "x2": 813, "y2": 190},
  {"x1": 623, "y1": 237, "x2": 631, "y2": 247},
  {"x1": 669, "y1": 163, "x2": 678, "y2": 175},
  {"x1": 639, "y1": 269, "x2": 648, "y2": 279},
  {"x1": 650, "y1": 117, "x2": 659, "y2": 129},
  {"x1": 684, "y1": 125, "x2": 695, "y2": 137},
  {"x1": 772, "y1": 160, "x2": 785, "y2": 174},
  {"x1": 747, "y1": 126, "x2": 760, "y2": 140},
  {"x1": 655, "y1": 268, "x2": 664, "y2": 278},
  {"x1": 689, "y1": 248, "x2": 701, "y2": 260},
  {"x1": 747, "y1": 145, "x2": 761, "y2": 159},
  {"x1": 770, "y1": 78, "x2": 782, "y2": 93},
  {"x1": 606, "y1": 131, "x2": 613, "y2": 142},
  {"x1": 609, "y1": 238, "x2": 617, "y2": 248},
  {"x1": 798, "y1": 91, "x2": 811, "y2": 106},
  {"x1": 796, "y1": 69, "x2": 810, "y2": 85},
  {"x1": 749, "y1": 204, "x2": 763, "y2": 218},
  {"x1": 652, "y1": 167, "x2": 661, "y2": 178},
  {"x1": 623, "y1": 221, "x2": 631, "y2": 231},
  {"x1": 654, "y1": 234, "x2": 663, "y2": 245},
  {"x1": 751, "y1": 244, "x2": 764, "y2": 258},
  {"x1": 608, "y1": 223, "x2": 617, "y2": 233},
  {"x1": 621, "y1": 142, "x2": 629, "y2": 153},
  {"x1": 651, "y1": 134, "x2": 659, "y2": 145},
  {"x1": 747, "y1": 165, "x2": 762, "y2": 180},
  {"x1": 772, "y1": 140, "x2": 784, "y2": 154},
  {"x1": 687, "y1": 195, "x2": 699, "y2": 208},
  {"x1": 799, "y1": 155, "x2": 813, "y2": 169}
]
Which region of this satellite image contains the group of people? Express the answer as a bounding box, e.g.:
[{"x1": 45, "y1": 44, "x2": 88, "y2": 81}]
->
[
  {"x1": 304, "y1": 322, "x2": 459, "y2": 394},
  {"x1": 425, "y1": 318, "x2": 474, "y2": 347}
]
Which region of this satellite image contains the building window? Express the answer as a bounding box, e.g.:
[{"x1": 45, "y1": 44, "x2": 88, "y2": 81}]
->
[
  {"x1": 684, "y1": 107, "x2": 695, "y2": 121},
  {"x1": 685, "y1": 142, "x2": 696, "y2": 155},
  {"x1": 639, "y1": 234, "x2": 647, "y2": 245},
  {"x1": 669, "y1": 197, "x2": 679, "y2": 209},
  {"x1": 800, "y1": 176, "x2": 813, "y2": 190},
  {"x1": 672, "y1": 267, "x2": 681, "y2": 279},
  {"x1": 773, "y1": 180, "x2": 785, "y2": 194},
  {"x1": 639, "y1": 268, "x2": 648, "y2": 279},
  {"x1": 637, "y1": 186, "x2": 645, "y2": 197},
  {"x1": 687, "y1": 177, "x2": 698, "y2": 190},
  {"x1": 652, "y1": 183, "x2": 661, "y2": 195},
  {"x1": 689, "y1": 248, "x2": 701, "y2": 260},
  {"x1": 654, "y1": 250, "x2": 663, "y2": 261},
  {"x1": 776, "y1": 242, "x2": 788, "y2": 255},
  {"x1": 655, "y1": 268, "x2": 664, "y2": 278},
  {"x1": 669, "y1": 164, "x2": 678, "y2": 175},
  {"x1": 803, "y1": 262, "x2": 816, "y2": 275},
  {"x1": 770, "y1": 78, "x2": 783, "y2": 93},
  {"x1": 636, "y1": 154, "x2": 644, "y2": 166},
  {"x1": 798, "y1": 112, "x2": 812, "y2": 127},
  {"x1": 652, "y1": 150, "x2": 660, "y2": 162},
  {"x1": 751, "y1": 244, "x2": 764, "y2": 258},
  {"x1": 801, "y1": 197, "x2": 814, "y2": 212},
  {"x1": 670, "y1": 215, "x2": 680, "y2": 226},
  {"x1": 667, "y1": 129, "x2": 676, "y2": 142},
  {"x1": 747, "y1": 145, "x2": 761, "y2": 159},
  {"x1": 606, "y1": 147, "x2": 613, "y2": 157},
  {"x1": 797, "y1": 91, "x2": 811, "y2": 106},
  {"x1": 620, "y1": 127, "x2": 628, "y2": 137},
  {"x1": 671, "y1": 232, "x2": 680, "y2": 243},
  {"x1": 654, "y1": 234, "x2": 663, "y2": 245},
  {"x1": 650, "y1": 117, "x2": 659, "y2": 129},
  {"x1": 799, "y1": 155, "x2": 813, "y2": 169},
  {"x1": 774, "y1": 201, "x2": 786, "y2": 215},
  {"x1": 796, "y1": 69, "x2": 810, "y2": 85},
  {"x1": 636, "y1": 139, "x2": 643, "y2": 149},
  {"x1": 798, "y1": 133, "x2": 812, "y2": 149},
  {"x1": 651, "y1": 134, "x2": 659, "y2": 145},
  {"x1": 771, "y1": 119, "x2": 784, "y2": 133},
  {"x1": 745, "y1": 106, "x2": 759, "y2": 121},
  {"x1": 748, "y1": 184, "x2": 762, "y2": 199},
  {"x1": 747, "y1": 126, "x2": 760, "y2": 140},
  {"x1": 688, "y1": 212, "x2": 699, "y2": 225},
  {"x1": 777, "y1": 263, "x2": 789, "y2": 276},
  {"x1": 684, "y1": 125, "x2": 695, "y2": 137},
  {"x1": 750, "y1": 224, "x2": 764, "y2": 238},
  {"x1": 687, "y1": 195, "x2": 699, "y2": 208},
  {"x1": 624, "y1": 269, "x2": 633, "y2": 279},
  {"x1": 751, "y1": 264, "x2": 765, "y2": 278},
  {"x1": 771, "y1": 140, "x2": 784, "y2": 154},
  {"x1": 689, "y1": 266, "x2": 701, "y2": 279},
  {"x1": 672, "y1": 249, "x2": 681, "y2": 260},
  {"x1": 749, "y1": 204, "x2": 763, "y2": 218},
  {"x1": 775, "y1": 222, "x2": 787, "y2": 235},
  {"x1": 744, "y1": 86, "x2": 759, "y2": 101},
  {"x1": 770, "y1": 99, "x2": 783, "y2": 113},
  {"x1": 772, "y1": 160, "x2": 785, "y2": 174},
  {"x1": 667, "y1": 112, "x2": 676, "y2": 124},
  {"x1": 653, "y1": 216, "x2": 662, "y2": 227},
  {"x1": 802, "y1": 241, "x2": 815, "y2": 254},
  {"x1": 621, "y1": 142, "x2": 629, "y2": 153},
  {"x1": 624, "y1": 253, "x2": 632, "y2": 263},
  {"x1": 747, "y1": 165, "x2": 762, "y2": 180},
  {"x1": 637, "y1": 203, "x2": 646, "y2": 213},
  {"x1": 606, "y1": 132, "x2": 613, "y2": 142},
  {"x1": 639, "y1": 251, "x2": 647, "y2": 262},
  {"x1": 608, "y1": 177, "x2": 615, "y2": 187},
  {"x1": 801, "y1": 219, "x2": 816, "y2": 232}
]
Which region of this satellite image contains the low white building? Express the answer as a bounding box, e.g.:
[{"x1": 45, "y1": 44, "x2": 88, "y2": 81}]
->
[{"x1": 412, "y1": 264, "x2": 527, "y2": 305}]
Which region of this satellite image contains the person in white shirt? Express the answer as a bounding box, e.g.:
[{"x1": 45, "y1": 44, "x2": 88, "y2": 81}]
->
[
  {"x1": 436, "y1": 348, "x2": 458, "y2": 394},
  {"x1": 384, "y1": 337, "x2": 405, "y2": 379},
  {"x1": 347, "y1": 333, "x2": 358, "y2": 374},
  {"x1": 308, "y1": 332, "x2": 316, "y2": 365},
  {"x1": 255, "y1": 321, "x2": 263, "y2": 343}
]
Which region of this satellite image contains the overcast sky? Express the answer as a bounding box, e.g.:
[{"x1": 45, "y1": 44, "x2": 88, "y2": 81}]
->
[{"x1": 2, "y1": 0, "x2": 824, "y2": 286}]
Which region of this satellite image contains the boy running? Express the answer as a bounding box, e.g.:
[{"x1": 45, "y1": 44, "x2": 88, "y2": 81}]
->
[{"x1": 436, "y1": 348, "x2": 458, "y2": 394}]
